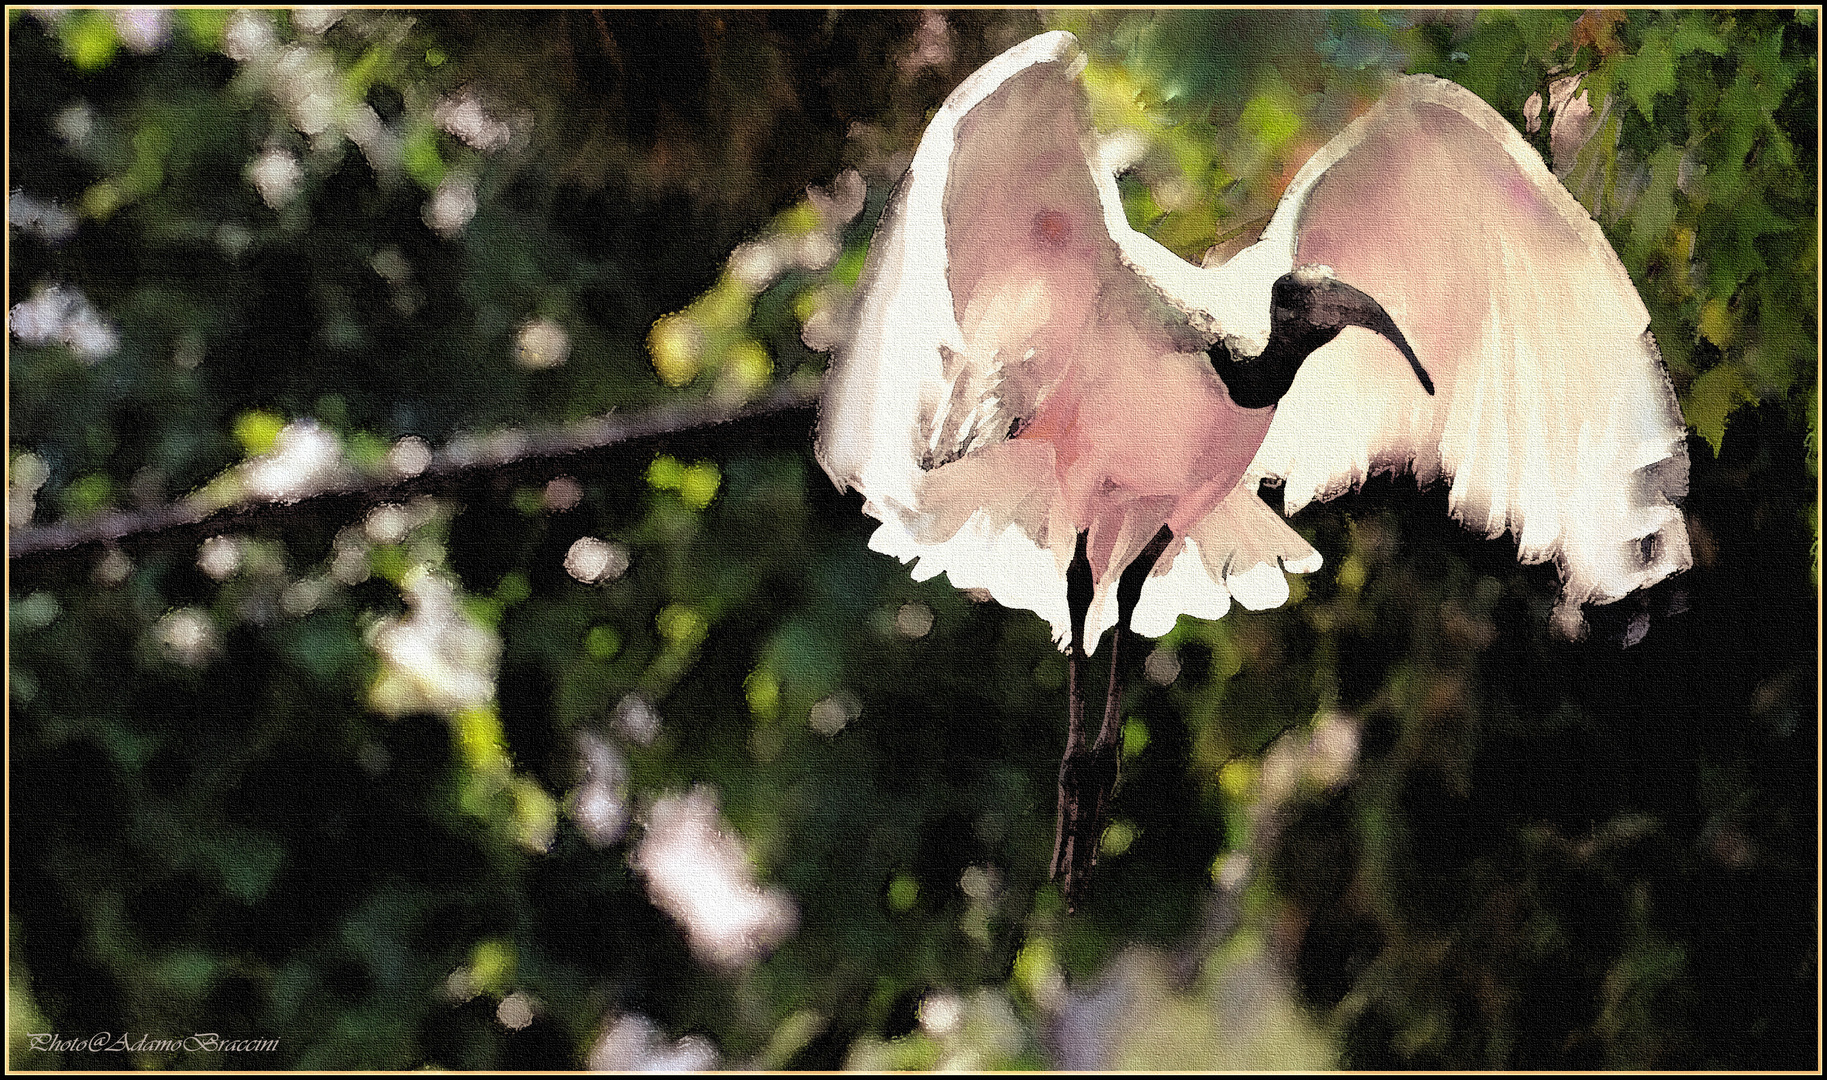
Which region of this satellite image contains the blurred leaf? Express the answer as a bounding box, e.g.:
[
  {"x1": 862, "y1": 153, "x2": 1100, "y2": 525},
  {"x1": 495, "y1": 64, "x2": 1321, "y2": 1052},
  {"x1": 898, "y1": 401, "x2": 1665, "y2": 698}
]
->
[
  {"x1": 234, "y1": 410, "x2": 287, "y2": 457},
  {"x1": 1685, "y1": 362, "x2": 1760, "y2": 454},
  {"x1": 58, "y1": 9, "x2": 118, "y2": 71}
]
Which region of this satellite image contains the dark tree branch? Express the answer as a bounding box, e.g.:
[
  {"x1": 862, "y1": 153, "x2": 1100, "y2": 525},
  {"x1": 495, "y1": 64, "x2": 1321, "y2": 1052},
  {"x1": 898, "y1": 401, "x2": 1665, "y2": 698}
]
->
[{"x1": 8, "y1": 381, "x2": 821, "y2": 567}]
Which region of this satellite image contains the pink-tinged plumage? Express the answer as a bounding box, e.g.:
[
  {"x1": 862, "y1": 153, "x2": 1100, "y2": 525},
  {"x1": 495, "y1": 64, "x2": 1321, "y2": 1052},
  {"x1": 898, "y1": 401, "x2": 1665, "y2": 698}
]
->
[{"x1": 816, "y1": 31, "x2": 1691, "y2": 650}]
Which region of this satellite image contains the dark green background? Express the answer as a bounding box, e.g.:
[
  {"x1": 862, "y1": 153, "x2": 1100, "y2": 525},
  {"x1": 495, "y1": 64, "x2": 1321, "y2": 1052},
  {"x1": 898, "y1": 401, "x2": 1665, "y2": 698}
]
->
[{"x1": 8, "y1": 9, "x2": 1816, "y2": 1069}]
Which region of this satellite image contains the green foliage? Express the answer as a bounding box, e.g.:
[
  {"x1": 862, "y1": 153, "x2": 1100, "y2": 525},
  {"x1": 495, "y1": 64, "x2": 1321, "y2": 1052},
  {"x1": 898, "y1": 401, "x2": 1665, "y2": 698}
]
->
[{"x1": 8, "y1": 9, "x2": 1815, "y2": 1072}]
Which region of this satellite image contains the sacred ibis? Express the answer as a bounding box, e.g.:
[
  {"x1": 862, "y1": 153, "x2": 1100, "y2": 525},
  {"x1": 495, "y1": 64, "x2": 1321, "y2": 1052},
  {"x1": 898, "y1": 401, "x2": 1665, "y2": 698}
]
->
[{"x1": 814, "y1": 32, "x2": 1692, "y2": 903}]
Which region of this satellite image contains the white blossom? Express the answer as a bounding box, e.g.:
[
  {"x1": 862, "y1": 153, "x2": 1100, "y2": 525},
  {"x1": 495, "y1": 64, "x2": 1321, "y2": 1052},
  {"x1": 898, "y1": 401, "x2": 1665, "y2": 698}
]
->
[
  {"x1": 223, "y1": 10, "x2": 279, "y2": 63},
  {"x1": 249, "y1": 147, "x2": 304, "y2": 209},
  {"x1": 240, "y1": 420, "x2": 347, "y2": 500},
  {"x1": 587, "y1": 1013, "x2": 719, "y2": 1072},
  {"x1": 387, "y1": 435, "x2": 432, "y2": 478},
  {"x1": 569, "y1": 730, "x2": 630, "y2": 848},
  {"x1": 113, "y1": 8, "x2": 171, "y2": 53},
  {"x1": 52, "y1": 101, "x2": 94, "y2": 147},
  {"x1": 10, "y1": 284, "x2": 118, "y2": 361},
  {"x1": 515, "y1": 317, "x2": 571, "y2": 369},
  {"x1": 363, "y1": 503, "x2": 411, "y2": 545},
  {"x1": 423, "y1": 175, "x2": 479, "y2": 236},
  {"x1": 9, "y1": 190, "x2": 78, "y2": 241},
  {"x1": 157, "y1": 608, "x2": 221, "y2": 667},
  {"x1": 272, "y1": 45, "x2": 340, "y2": 136},
  {"x1": 543, "y1": 477, "x2": 583, "y2": 511},
  {"x1": 614, "y1": 692, "x2": 662, "y2": 745},
  {"x1": 496, "y1": 991, "x2": 536, "y2": 1032},
  {"x1": 436, "y1": 88, "x2": 514, "y2": 152},
  {"x1": 632, "y1": 787, "x2": 797, "y2": 969},
  {"x1": 564, "y1": 537, "x2": 630, "y2": 584},
  {"x1": 808, "y1": 691, "x2": 860, "y2": 736},
  {"x1": 290, "y1": 8, "x2": 344, "y2": 36},
  {"x1": 368, "y1": 569, "x2": 501, "y2": 717},
  {"x1": 197, "y1": 536, "x2": 244, "y2": 581}
]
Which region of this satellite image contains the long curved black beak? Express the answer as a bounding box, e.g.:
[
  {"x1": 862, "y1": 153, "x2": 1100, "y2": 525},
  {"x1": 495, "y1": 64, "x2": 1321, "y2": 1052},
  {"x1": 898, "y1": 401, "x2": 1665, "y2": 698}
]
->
[
  {"x1": 1295, "y1": 273, "x2": 1435, "y2": 394},
  {"x1": 1210, "y1": 270, "x2": 1435, "y2": 409}
]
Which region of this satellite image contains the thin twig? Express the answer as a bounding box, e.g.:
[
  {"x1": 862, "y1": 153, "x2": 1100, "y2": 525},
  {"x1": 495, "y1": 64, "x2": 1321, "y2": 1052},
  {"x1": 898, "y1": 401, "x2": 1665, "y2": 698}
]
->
[{"x1": 8, "y1": 380, "x2": 821, "y2": 564}]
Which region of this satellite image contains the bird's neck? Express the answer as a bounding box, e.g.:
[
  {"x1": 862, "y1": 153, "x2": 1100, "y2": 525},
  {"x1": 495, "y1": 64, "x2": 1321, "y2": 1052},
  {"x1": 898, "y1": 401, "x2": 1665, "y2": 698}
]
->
[{"x1": 1207, "y1": 325, "x2": 1341, "y2": 410}]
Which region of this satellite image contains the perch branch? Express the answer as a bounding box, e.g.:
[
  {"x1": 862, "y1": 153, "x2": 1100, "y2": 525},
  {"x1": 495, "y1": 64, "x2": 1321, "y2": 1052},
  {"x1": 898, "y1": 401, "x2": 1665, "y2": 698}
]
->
[{"x1": 8, "y1": 381, "x2": 821, "y2": 565}]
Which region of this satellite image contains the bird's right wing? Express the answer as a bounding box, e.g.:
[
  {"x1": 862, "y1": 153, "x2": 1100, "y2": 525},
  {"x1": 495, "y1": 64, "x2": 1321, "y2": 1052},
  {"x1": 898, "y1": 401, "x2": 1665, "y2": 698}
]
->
[{"x1": 1242, "y1": 75, "x2": 1692, "y2": 632}]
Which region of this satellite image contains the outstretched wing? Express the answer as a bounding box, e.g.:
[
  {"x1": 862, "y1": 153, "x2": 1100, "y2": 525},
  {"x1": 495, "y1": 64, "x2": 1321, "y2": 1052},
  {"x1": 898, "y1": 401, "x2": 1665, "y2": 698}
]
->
[
  {"x1": 1242, "y1": 75, "x2": 1692, "y2": 633},
  {"x1": 815, "y1": 32, "x2": 1317, "y2": 649}
]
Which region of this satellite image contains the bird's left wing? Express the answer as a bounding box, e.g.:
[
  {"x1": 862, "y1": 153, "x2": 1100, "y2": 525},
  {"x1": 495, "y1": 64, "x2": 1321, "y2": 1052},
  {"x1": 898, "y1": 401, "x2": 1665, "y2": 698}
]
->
[{"x1": 1240, "y1": 76, "x2": 1692, "y2": 633}]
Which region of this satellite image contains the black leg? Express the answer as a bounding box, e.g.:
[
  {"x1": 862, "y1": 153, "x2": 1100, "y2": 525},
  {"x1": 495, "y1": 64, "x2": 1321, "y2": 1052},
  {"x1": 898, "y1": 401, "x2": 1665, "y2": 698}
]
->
[
  {"x1": 1100, "y1": 525, "x2": 1175, "y2": 749},
  {"x1": 1054, "y1": 525, "x2": 1174, "y2": 909},
  {"x1": 1050, "y1": 531, "x2": 1096, "y2": 884}
]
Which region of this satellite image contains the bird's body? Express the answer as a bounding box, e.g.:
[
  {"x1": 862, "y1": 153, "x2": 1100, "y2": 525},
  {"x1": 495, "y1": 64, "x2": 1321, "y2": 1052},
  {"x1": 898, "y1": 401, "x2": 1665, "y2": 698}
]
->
[{"x1": 816, "y1": 31, "x2": 1691, "y2": 901}]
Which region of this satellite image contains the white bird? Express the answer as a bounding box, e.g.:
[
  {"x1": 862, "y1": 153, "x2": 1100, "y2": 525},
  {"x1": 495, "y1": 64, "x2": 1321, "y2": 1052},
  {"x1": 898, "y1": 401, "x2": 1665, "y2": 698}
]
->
[{"x1": 815, "y1": 32, "x2": 1692, "y2": 902}]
